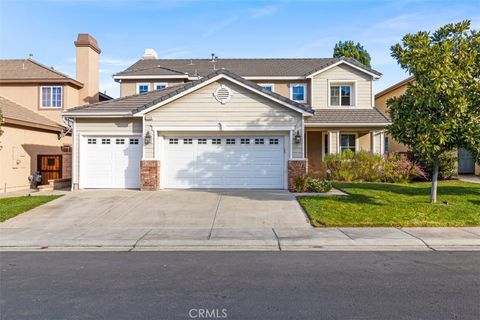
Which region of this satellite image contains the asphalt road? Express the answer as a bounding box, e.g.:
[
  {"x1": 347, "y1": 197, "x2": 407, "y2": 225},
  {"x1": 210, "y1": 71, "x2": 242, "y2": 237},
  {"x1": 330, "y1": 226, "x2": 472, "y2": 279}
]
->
[{"x1": 1, "y1": 252, "x2": 479, "y2": 320}]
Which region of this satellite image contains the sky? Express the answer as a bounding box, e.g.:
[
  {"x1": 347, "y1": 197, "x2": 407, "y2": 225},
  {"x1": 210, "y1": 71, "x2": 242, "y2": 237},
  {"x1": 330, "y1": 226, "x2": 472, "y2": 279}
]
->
[{"x1": 0, "y1": 0, "x2": 479, "y2": 98}]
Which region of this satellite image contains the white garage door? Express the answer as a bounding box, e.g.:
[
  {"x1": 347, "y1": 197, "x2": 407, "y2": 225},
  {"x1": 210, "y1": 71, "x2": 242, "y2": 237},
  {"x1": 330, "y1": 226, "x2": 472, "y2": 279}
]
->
[
  {"x1": 163, "y1": 136, "x2": 285, "y2": 189},
  {"x1": 80, "y1": 136, "x2": 142, "y2": 189}
]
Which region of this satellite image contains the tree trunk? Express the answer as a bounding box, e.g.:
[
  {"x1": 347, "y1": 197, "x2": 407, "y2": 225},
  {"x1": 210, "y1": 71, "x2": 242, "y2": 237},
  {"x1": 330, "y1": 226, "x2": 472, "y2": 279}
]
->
[{"x1": 430, "y1": 155, "x2": 440, "y2": 204}]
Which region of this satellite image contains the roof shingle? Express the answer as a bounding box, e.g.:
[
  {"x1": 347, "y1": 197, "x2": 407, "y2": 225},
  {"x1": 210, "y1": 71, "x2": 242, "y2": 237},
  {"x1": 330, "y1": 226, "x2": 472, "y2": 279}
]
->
[{"x1": 305, "y1": 108, "x2": 390, "y2": 125}]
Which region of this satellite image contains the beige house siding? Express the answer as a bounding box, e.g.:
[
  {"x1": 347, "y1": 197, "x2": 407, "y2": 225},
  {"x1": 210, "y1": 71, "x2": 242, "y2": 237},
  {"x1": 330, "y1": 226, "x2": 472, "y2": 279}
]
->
[
  {"x1": 72, "y1": 118, "x2": 142, "y2": 185},
  {"x1": 0, "y1": 125, "x2": 71, "y2": 193},
  {"x1": 311, "y1": 64, "x2": 373, "y2": 109},
  {"x1": 0, "y1": 83, "x2": 80, "y2": 124},
  {"x1": 144, "y1": 79, "x2": 303, "y2": 159},
  {"x1": 120, "y1": 79, "x2": 187, "y2": 97}
]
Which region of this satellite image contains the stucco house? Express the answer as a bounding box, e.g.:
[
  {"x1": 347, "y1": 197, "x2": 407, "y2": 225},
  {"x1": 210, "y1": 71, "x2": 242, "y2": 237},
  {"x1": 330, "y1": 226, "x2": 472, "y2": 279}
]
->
[
  {"x1": 63, "y1": 53, "x2": 390, "y2": 190},
  {"x1": 375, "y1": 77, "x2": 480, "y2": 176},
  {"x1": 0, "y1": 34, "x2": 110, "y2": 192}
]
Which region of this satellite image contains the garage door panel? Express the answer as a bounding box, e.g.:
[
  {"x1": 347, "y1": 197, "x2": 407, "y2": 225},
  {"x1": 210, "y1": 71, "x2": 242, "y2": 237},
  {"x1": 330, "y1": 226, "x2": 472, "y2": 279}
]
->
[{"x1": 164, "y1": 136, "x2": 285, "y2": 189}]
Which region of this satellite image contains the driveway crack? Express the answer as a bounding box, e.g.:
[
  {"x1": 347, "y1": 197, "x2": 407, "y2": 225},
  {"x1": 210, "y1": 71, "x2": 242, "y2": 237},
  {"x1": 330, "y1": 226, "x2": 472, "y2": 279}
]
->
[
  {"x1": 207, "y1": 193, "x2": 222, "y2": 240},
  {"x1": 272, "y1": 228, "x2": 282, "y2": 251},
  {"x1": 397, "y1": 228, "x2": 436, "y2": 251},
  {"x1": 129, "y1": 229, "x2": 152, "y2": 252}
]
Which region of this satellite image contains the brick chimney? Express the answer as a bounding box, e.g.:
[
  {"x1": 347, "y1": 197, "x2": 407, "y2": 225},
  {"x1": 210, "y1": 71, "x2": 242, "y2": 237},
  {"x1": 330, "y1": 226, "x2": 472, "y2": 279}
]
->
[{"x1": 74, "y1": 33, "x2": 100, "y2": 104}]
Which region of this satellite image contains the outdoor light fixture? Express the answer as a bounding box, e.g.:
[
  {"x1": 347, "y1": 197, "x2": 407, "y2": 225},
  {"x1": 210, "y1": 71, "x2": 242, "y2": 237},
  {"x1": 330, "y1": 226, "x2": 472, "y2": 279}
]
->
[
  {"x1": 294, "y1": 130, "x2": 302, "y2": 144},
  {"x1": 144, "y1": 131, "x2": 152, "y2": 145}
]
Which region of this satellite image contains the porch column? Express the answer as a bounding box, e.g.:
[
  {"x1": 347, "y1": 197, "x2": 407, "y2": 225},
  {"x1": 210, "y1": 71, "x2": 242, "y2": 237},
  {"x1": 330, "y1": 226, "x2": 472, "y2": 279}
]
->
[
  {"x1": 327, "y1": 130, "x2": 340, "y2": 154},
  {"x1": 371, "y1": 131, "x2": 385, "y2": 155}
]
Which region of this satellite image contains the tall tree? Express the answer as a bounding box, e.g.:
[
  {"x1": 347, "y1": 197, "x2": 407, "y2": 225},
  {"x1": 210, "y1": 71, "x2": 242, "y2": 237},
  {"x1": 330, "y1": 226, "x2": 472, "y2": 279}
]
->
[
  {"x1": 387, "y1": 20, "x2": 480, "y2": 203},
  {"x1": 333, "y1": 41, "x2": 372, "y2": 67}
]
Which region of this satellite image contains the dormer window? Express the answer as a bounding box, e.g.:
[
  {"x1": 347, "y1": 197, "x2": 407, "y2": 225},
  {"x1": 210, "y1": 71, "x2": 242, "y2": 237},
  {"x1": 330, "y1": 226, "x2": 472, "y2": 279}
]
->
[
  {"x1": 155, "y1": 83, "x2": 168, "y2": 91},
  {"x1": 40, "y1": 86, "x2": 62, "y2": 108},
  {"x1": 137, "y1": 83, "x2": 149, "y2": 94},
  {"x1": 290, "y1": 83, "x2": 306, "y2": 103},
  {"x1": 329, "y1": 82, "x2": 354, "y2": 107},
  {"x1": 258, "y1": 83, "x2": 274, "y2": 92}
]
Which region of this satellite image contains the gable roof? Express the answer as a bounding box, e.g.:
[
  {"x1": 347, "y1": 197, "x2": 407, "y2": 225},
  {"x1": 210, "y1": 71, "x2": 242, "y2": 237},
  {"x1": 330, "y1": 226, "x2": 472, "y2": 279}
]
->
[
  {"x1": 0, "y1": 59, "x2": 83, "y2": 87},
  {"x1": 64, "y1": 69, "x2": 314, "y2": 117},
  {"x1": 305, "y1": 108, "x2": 390, "y2": 126},
  {"x1": 375, "y1": 76, "x2": 415, "y2": 99},
  {"x1": 0, "y1": 96, "x2": 64, "y2": 132},
  {"x1": 113, "y1": 57, "x2": 381, "y2": 79}
]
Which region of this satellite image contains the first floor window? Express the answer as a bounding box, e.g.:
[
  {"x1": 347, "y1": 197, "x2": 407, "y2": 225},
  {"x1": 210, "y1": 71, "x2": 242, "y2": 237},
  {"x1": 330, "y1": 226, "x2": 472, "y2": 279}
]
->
[
  {"x1": 291, "y1": 84, "x2": 306, "y2": 102},
  {"x1": 340, "y1": 134, "x2": 356, "y2": 153},
  {"x1": 41, "y1": 86, "x2": 62, "y2": 108},
  {"x1": 137, "y1": 84, "x2": 149, "y2": 94},
  {"x1": 384, "y1": 137, "x2": 389, "y2": 152},
  {"x1": 330, "y1": 85, "x2": 352, "y2": 106}
]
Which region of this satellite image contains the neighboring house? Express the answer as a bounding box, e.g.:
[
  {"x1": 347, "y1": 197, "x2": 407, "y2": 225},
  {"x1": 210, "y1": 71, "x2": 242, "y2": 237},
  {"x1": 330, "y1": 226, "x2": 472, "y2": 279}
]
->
[
  {"x1": 0, "y1": 33, "x2": 109, "y2": 192},
  {"x1": 375, "y1": 77, "x2": 480, "y2": 176},
  {"x1": 64, "y1": 52, "x2": 390, "y2": 191}
]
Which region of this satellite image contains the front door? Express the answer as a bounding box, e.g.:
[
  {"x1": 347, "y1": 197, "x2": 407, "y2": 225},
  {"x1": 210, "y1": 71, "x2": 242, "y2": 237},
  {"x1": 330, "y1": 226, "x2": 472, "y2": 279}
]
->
[
  {"x1": 37, "y1": 155, "x2": 62, "y2": 185},
  {"x1": 458, "y1": 149, "x2": 475, "y2": 174}
]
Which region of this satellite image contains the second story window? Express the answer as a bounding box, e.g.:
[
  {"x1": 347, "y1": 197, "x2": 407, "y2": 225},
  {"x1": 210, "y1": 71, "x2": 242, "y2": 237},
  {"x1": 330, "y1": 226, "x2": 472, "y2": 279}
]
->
[
  {"x1": 290, "y1": 84, "x2": 306, "y2": 103},
  {"x1": 258, "y1": 83, "x2": 274, "y2": 92},
  {"x1": 41, "y1": 86, "x2": 62, "y2": 108},
  {"x1": 330, "y1": 84, "x2": 353, "y2": 106},
  {"x1": 155, "y1": 83, "x2": 168, "y2": 91},
  {"x1": 137, "y1": 83, "x2": 149, "y2": 94}
]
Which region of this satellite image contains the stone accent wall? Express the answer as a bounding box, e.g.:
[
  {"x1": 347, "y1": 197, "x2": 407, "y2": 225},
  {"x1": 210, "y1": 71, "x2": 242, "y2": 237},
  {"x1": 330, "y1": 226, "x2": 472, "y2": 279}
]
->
[
  {"x1": 288, "y1": 160, "x2": 307, "y2": 192},
  {"x1": 141, "y1": 160, "x2": 160, "y2": 191},
  {"x1": 62, "y1": 153, "x2": 72, "y2": 179}
]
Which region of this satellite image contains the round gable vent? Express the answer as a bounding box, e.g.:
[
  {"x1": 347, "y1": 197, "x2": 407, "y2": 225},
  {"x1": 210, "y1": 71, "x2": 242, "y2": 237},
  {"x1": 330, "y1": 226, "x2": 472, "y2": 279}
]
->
[{"x1": 213, "y1": 84, "x2": 233, "y2": 104}]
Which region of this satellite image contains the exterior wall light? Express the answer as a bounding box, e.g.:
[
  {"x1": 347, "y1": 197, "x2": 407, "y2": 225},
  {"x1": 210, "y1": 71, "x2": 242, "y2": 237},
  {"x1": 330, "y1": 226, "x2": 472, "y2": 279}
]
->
[
  {"x1": 144, "y1": 131, "x2": 152, "y2": 145},
  {"x1": 294, "y1": 131, "x2": 302, "y2": 144}
]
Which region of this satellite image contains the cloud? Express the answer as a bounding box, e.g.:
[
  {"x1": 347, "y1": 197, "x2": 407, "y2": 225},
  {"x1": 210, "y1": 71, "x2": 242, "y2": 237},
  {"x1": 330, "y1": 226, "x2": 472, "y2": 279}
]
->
[
  {"x1": 158, "y1": 47, "x2": 192, "y2": 59},
  {"x1": 201, "y1": 15, "x2": 239, "y2": 38},
  {"x1": 249, "y1": 5, "x2": 278, "y2": 19},
  {"x1": 294, "y1": 36, "x2": 337, "y2": 56}
]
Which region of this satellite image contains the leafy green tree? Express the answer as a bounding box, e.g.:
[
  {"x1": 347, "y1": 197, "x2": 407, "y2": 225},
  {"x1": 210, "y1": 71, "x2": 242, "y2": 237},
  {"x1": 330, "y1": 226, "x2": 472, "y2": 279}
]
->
[
  {"x1": 387, "y1": 20, "x2": 480, "y2": 203},
  {"x1": 333, "y1": 41, "x2": 372, "y2": 67}
]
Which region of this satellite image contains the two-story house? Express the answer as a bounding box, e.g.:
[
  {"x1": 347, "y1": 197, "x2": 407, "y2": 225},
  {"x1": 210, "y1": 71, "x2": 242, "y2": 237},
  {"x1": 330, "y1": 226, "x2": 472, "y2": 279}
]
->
[
  {"x1": 63, "y1": 52, "x2": 390, "y2": 191},
  {"x1": 0, "y1": 34, "x2": 109, "y2": 192}
]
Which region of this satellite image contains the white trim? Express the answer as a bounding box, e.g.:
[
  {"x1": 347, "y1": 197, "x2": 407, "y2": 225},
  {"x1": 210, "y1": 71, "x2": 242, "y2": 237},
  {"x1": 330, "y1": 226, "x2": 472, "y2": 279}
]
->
[
  {"x1": 301, "y1": 117, "x2": 305, "y2": 158},
  {"x1": 136, "y1": 83, "x2": 150, "y2": 94},
  {"x1": 328, "y1": 80, "x2": 357, "y2": 107},
  {"x1": 136, "y1": 73, "x2": 313, "y2": 116},
  {"x1": 306, "y1": 60, "x2": 381, "y2": 79},
  {"x1": 79, "y1": 132, "x2": 141, "y2": 136},
  {"x1": 39, "y1": 85, "x2": 63, "y2": 109},
  {"x1": 289, "y1": 83, "x2": 307, "y2": 103},
  {"x1": 305, "y1": 122, "x2": 390, "y2": 127},
  {"x1": 114, "y1": 75, "x2": 189, "y2": 80},
  {"x1": 142, "y1": 117, "x2": 145, "y2": 159},
  {"x1": 372, "y1": 131, "x2": 377, "y2": 154},
  {"x1": 152, "y1": 125, "x2": 295, "y2": 132},
  {"x1": 257, "y1": 83, "x2": 275, "y2": 92},
  {"x1": 380, "y1": 131, "x2": 385, "y2": 155},
  {"x1": 72, "y1": 118, "x2": 77, "y2": 188},
  {"x1": 289, "y1": 130, "x2": 293, "y2": 160},
  {"x1": 244, "y1": 76, "x2": 304, "y2": 80},
  {"x1": 154, "y1": 82, "x2": 168, "y2": 90}
]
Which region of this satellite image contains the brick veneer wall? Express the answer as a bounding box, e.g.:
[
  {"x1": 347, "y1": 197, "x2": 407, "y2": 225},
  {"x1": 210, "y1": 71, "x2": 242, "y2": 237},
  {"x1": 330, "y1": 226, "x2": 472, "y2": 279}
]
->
[
  {"x1": 141, "y1": 160, "x2": 160, "y2": 191},
  {"x1": 288, "y1": 160, "x2": 307, "y2": 191}
]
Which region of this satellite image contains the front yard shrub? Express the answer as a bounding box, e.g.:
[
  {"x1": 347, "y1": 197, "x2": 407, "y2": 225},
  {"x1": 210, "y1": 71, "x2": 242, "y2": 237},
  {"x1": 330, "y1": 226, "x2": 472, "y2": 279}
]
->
[
  {"x1": 324, "y1": 151, "x2": 426, "y2": 182},
  {"x1": 409, "y1": 152, "x2": 458, "y2": 180},
  {"x1": 294, "y1": 175, "x2": 309, "y2": 192},
  {"x1": 307, "y1": 177, "x2": 333, "y2": 193}
]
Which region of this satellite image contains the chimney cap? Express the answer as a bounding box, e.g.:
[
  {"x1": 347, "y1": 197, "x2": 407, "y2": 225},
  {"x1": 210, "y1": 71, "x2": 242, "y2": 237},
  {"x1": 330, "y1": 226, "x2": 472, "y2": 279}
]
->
[
  {"x1": 74, "y1": 33, "x2": 101, "y2": 54},
  {"x1": 143, "y1": 48, "x2": 158, "y2": 60}
]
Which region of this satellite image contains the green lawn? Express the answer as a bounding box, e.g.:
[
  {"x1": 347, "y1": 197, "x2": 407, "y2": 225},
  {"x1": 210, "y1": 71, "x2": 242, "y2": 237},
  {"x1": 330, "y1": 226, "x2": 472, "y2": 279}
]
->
[
  {"x1": 0, "y1": 195, "x2": 63, "y2": 222},
  {"x1": 298, "y1": 181, "x2": 480, "y2": 227}
]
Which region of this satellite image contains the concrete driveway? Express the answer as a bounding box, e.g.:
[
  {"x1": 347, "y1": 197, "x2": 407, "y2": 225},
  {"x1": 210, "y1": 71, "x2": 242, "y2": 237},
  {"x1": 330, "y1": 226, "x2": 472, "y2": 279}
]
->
[{"x1": 0, "y1": 189, "x2": 310, "y2": 249}]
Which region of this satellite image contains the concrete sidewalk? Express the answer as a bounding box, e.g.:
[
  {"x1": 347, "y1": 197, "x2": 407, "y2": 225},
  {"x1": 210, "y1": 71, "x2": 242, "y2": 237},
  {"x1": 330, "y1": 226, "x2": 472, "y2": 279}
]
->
[{"x1": 1, "y1": 226, "x2": 478, "y2": 251}]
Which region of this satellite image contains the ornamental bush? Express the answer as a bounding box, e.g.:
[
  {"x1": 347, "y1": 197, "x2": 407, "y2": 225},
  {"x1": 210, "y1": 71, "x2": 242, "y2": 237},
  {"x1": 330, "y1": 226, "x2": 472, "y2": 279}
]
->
[
  {"x1": 409, "y1": 152, "x2": 458, "y2": 180},
  {"x1": 293, "y1": 176, "x2": 332, "y2": 193}
]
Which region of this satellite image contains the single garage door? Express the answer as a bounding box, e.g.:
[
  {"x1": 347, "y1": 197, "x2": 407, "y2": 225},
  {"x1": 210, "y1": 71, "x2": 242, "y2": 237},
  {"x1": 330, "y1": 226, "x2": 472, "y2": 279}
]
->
[
  {"x1": 163, "y1": 136, "x2": 285, "y2": 189},
  {"x1": 80, "y1": 136, "x2": 142, "y2": 188}
]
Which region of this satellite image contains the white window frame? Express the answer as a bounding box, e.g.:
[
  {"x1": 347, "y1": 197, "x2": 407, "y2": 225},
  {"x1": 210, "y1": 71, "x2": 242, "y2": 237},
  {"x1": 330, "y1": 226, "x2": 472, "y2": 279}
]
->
[
  {"x1": 339, "y1": 133, "x2": 359, "y2": 153},
  {"x1": 327, "y1": 80, "x2": 357, "y2": 107},
  {"x1": 136, "y1": 83, "x2": 150, "y2": 94},
  {"x1": 258, "y1": 83, "x2": 274, "y2": 92},
  {"x1": 289, "y1": 83, "x2": 307, "y2": 103},
  {"x1": 154, "y1": 82, "x2": 168, "y2": 91},
  {"x1": 40, "y1": 85, "x2": 63, "y2": 109}
]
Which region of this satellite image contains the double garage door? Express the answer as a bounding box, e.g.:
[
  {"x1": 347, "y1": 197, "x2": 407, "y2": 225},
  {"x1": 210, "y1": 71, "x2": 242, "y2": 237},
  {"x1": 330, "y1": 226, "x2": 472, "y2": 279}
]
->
[
  {"x1": 80, "y1": 136, "x2": 142, "y2": 189},
  {"x1": 163, "y1": 136, "x2": 285, "y2": 189},
  {"x1": 80, "y1": 135, "x2": 285, "y2": 189}
]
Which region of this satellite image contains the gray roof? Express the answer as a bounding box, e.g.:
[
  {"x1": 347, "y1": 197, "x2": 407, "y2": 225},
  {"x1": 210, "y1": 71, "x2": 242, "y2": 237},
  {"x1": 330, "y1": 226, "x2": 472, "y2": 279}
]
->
[
  {"x1": 305, "y1": 108, "x2": 390, "y2": 125},
  {"x1": 114, "y1": 57, "x2": 381, "y2": 78},
  {"x1": 64, "y1": 69, "x2": 314, "y2": 116}
]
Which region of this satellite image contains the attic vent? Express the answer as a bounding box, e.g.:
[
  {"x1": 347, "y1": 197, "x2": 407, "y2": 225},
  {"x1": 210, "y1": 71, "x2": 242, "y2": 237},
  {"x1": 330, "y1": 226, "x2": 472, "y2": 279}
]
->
[{"x1": 213, "y1": 84, "x2": 233, "y2": 104}]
